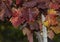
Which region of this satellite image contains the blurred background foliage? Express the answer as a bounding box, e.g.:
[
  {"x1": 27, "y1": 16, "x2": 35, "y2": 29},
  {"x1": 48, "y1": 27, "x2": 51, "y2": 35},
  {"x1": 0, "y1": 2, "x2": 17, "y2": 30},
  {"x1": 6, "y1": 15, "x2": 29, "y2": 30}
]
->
[
  {"x1": 0, "y1": 21, "x2": 38, "y2": 42},
  {"x1": 0, "y1": 20, "x2": 60, "y2": 42}
]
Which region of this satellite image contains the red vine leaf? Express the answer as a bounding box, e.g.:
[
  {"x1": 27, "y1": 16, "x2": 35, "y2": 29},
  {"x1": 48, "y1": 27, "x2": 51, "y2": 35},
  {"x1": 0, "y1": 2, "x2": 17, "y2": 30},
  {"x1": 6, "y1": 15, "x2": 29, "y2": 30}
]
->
[
  {"x1": 28, "y1": 8, "x2": 39, "y2": 23},
  {"x1": 49, "y1": 2, "x2": 59, "y2": 9},
  {"x1": 10, "y1": 8, "x2": 25, "y2": 27}
]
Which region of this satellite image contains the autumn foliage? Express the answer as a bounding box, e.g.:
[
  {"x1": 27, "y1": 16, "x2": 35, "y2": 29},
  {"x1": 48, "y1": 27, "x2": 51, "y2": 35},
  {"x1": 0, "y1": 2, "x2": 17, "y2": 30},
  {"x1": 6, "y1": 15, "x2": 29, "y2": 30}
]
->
[{"x1": 0, "y1": 0, "x2": 60, "y2": 42}]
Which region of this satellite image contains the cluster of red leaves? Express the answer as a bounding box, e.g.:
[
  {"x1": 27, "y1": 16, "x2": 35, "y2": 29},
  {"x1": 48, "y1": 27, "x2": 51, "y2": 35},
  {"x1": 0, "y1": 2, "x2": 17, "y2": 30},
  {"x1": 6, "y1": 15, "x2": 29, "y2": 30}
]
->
[
  {"x1": 0, "y1": 0, "x2": 60, "y2": 22},
  {"x1": 0, "y1": 0, "x2": 12, "y2": 21},
  {"x1": 10, "y1": 7, "x2": 39, "y2": 27}
]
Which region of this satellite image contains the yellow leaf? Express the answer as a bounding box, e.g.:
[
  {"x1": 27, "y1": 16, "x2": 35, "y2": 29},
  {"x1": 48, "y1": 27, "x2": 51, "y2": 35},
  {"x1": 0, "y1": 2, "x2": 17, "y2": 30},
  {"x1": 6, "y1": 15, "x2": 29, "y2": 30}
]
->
[
  {"x1": 47, "y1": 9, "x2": 57, "y2": 15},
  {"x1": 50, "y1": 26, "x2": 60, "y2": 34},
  {"x1": 43, "y1": 21, "x2": 50, "y2": 27}
]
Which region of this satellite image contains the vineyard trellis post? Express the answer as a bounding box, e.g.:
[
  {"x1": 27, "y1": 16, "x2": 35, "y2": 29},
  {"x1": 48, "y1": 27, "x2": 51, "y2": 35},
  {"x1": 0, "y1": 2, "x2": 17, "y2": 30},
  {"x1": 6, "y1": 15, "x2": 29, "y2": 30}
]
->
[{"x1": 42, "y1": 14, "x2": 48, "y2": 42}]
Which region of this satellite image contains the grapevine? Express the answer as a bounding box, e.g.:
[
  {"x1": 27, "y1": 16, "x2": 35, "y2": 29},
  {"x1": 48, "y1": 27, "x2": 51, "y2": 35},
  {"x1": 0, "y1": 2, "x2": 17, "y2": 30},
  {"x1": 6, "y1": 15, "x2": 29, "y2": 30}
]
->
[{"x1": 0, "y1": 0, "x2": 60, "y2": 42}]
